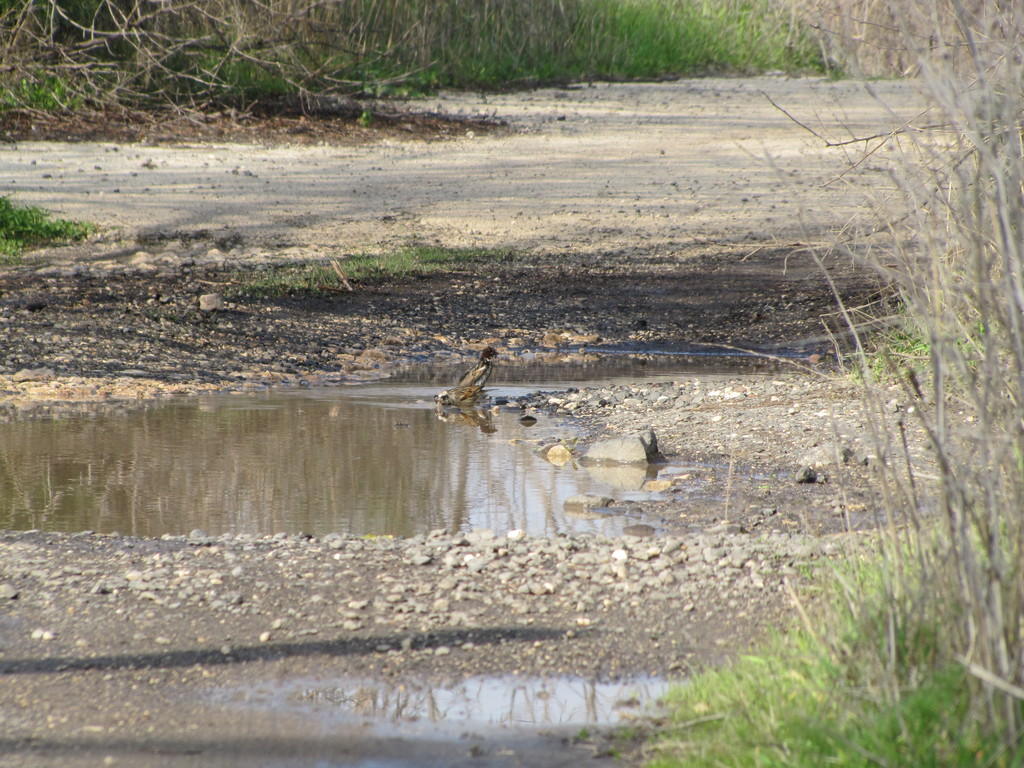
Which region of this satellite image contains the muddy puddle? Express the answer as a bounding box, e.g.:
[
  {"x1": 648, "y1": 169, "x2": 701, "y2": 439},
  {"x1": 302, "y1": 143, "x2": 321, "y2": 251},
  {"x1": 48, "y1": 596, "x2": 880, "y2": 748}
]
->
[
  {"x1": 0, "y1": 355, "x2": 776, "y2": 538},
  {"x1": 219, "y1": 673, "x2": 665, "y2": 731},
  {"x1": 209, "y1": 673, "x2": 667, "y2": 768}
]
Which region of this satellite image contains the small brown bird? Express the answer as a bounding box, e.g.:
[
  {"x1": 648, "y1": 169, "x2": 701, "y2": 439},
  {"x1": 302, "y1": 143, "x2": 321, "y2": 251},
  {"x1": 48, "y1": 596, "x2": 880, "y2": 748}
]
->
[
  {"x1": 435, "y1": 347, "x2": 498, "y2": 408},
  {"x1": 455, "y1": 346, "x2": 497, "y2": 389}
]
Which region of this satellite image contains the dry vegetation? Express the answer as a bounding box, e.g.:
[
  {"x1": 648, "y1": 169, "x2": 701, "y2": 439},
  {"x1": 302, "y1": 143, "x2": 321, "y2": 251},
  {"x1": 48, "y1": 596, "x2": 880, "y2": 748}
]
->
[
  {"x1": 0, "y1": 0, "x2": 819, "y2": 112},
  {"x1": 656, "y1": 3, "x2": 1024, "y2": 765}
]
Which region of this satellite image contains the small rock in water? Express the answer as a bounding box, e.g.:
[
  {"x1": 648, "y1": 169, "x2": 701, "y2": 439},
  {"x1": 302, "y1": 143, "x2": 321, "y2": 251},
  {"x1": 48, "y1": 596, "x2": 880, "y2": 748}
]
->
[
  {"x1": 564, "y1": 493, "x2": 614, "y2": 509},
  {"x1": 564, "y1": 494, "x2": 614, "y2": 519},
  {"x1": 542, "y1": 444, "x2": 574, "y2": 466}
]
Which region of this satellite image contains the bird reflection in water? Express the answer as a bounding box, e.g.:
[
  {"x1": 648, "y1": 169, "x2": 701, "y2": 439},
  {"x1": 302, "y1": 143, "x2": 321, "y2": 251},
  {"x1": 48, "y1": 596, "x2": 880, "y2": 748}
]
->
[{"x1": 434, "y1": 407, "x2": 497, "y2": 434}]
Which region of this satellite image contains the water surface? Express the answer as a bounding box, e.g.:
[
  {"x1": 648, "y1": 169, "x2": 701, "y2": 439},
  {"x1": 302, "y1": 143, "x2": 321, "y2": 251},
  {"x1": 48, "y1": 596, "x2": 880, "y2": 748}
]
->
[{"x1": 0, "y1": 356, "x2": 769, "y2": 537}]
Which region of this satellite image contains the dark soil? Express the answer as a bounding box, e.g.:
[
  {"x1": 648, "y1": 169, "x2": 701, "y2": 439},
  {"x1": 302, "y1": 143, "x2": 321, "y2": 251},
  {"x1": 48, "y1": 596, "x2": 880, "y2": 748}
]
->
[
  {"x1": 0, "y1": 245, "x2": 881, "y2": 384},
  {"x1": 0, "y1": 103, "x2": 506, "y2": 145}
]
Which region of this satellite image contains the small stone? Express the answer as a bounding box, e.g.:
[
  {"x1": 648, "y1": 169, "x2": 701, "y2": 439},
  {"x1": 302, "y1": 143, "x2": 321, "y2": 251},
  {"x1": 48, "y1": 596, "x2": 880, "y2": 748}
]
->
[
  {"x1": 198, "y1": 293, "x2": 225, "y2": 313},
  {"x1": 564, "y1": 494, "x2": 614, "y2": 509},
  {"x1": 259, "y1": 631, "x2": 272, "y2": 642},
  {"x1": 703, "y1": 547, "x2": 727, "y2": 563},
  {"x1": 0, "y1": 583, "x2": 20, "y2": 600},
  {"x1": 12, "y1": 367, "x2": 56, "y2": 382},
  {"x1": 643, "y1": 479, "x2": 672, "y2": 492},
  {"x1": 794, "y1": 466, "x2": 820, "y2": 484}
]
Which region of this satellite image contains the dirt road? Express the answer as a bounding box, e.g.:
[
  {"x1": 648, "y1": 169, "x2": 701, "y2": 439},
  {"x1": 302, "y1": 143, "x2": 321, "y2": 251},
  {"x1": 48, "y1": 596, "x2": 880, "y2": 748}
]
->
[
  {"x1": 0, "y1": 77, "x2": 925, "y2": 767},
  {"x1": 5, "y1": 77, "x2": 921, "y2": 258}
]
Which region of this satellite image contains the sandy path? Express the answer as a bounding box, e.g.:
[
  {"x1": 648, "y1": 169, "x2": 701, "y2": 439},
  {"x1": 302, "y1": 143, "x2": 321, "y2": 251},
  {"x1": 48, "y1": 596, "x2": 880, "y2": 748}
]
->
[{"x1": 2, "y1": 77, "x2": 923, "y2": 258}]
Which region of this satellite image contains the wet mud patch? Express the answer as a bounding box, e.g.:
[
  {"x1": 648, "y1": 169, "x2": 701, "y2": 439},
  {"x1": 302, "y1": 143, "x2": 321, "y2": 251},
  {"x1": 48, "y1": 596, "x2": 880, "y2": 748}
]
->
[{"x1": 0, "y1": 244, "x2": 879, "y2": 395}]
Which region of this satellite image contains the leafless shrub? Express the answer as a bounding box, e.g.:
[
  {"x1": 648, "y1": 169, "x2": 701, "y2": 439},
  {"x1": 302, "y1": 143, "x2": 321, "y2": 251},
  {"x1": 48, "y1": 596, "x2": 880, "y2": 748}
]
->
[
  {"x1": 817, "y1": 0, "x2": 1024, "y2": 739},
  {"x1": 0, "y1": 0, "x2": 580, "y2": 111},
  {"x1": 797, "y1": 0, "x2": 1011, "y2": 77}
]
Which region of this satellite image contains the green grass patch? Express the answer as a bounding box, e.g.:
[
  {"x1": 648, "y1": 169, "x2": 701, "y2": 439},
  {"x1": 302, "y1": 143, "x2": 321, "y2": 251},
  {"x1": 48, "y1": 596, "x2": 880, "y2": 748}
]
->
[
  {"x1": 0, "y1": 197, "x2": 94, "y2": 264},
  {"x1": 649, "y1": 554, "x2": 1023, "y2": 768},
  {"x1": 0, "y1": 74, "x2": 83, "y2": 112},
  {"x1": 568, "y1": 0, "x2": 823, "y2": 81},
  {"x1": 652, "y1": 652, "x2": 1005, "y2": 768},
  {"x1": 380, "y1": 0, "x2": 825, "y2": 92},
  {"x1": 228, "y1": 245, "x2": 512, "y2": 298}
]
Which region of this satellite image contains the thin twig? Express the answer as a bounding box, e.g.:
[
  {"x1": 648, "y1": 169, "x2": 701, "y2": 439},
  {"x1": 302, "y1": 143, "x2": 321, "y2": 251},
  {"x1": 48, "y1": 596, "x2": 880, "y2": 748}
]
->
[{"x1": 330, "y1": 259, "x2": 354, "y2": 291}]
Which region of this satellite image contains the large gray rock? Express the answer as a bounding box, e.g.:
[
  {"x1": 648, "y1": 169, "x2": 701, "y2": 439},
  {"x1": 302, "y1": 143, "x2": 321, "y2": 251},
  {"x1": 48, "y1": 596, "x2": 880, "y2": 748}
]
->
[{"x1": 584, "y1": 428, "x2": 660, "y2": 464}]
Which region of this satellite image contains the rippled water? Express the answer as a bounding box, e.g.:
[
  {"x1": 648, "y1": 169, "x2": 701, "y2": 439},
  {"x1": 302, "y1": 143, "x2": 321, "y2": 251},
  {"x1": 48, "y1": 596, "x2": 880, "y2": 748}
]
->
[{"x1": 0, "y1": 355, "x2": 770, "y2": 538}]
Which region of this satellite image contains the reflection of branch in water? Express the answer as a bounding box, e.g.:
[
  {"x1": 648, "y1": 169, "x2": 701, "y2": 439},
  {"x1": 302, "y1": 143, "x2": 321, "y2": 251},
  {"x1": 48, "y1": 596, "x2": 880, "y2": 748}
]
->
[
  {"x1": 294, "y1": 675, "x2": 664, "y2": 727},
  {"x1": 434, "y1": 407, "x2": 496, "y2": 434}
]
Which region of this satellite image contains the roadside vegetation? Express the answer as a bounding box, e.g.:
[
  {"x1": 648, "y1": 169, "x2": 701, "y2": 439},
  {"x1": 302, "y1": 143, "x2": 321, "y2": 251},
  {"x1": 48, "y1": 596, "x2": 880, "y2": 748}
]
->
[
  {"x1": 0, "y1": 196, "x2": 93, "y2": 265},
  {"x1": 653, "y1": 2, "x2": 1024, "y2": 766},
  {"x1": 0, "y1": 0, "x2": 822, "y2": 112}
]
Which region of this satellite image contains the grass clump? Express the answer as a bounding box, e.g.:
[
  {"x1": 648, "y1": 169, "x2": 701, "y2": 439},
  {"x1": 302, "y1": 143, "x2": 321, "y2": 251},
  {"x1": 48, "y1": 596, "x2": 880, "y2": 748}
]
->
[
  {"x1": 651, "y1": 556, "x2": 1020, "y2": 768},
  {"x1": 230, "y1": 245, "x2": 511, "y2": 298},
  {"x1": 571, "y1": 0, "x2": 822, "y2": 80},
  {"x1": 0, "y1": 74, "x2": 82, "y2": 111},
  {"x1": 0, "y1": 196, "x2": 94, "y2": 264}
]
